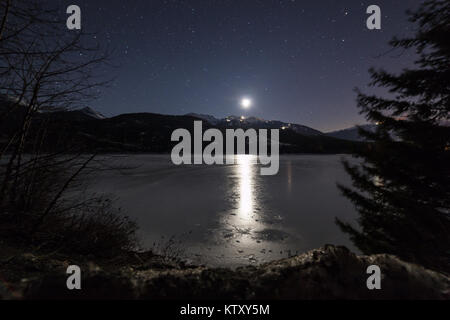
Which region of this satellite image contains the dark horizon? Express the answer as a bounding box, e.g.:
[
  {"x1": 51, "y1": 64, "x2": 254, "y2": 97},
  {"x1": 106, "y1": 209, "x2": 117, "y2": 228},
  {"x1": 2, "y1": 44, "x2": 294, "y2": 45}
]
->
[{"x1": 81, "y1": 107, "x2": 371, "y2": 133}]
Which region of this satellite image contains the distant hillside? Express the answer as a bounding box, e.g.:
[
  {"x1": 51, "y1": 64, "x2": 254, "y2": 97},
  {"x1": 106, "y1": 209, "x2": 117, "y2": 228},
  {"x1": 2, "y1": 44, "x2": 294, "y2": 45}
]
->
[
  {"x1": 0, "y1": 104, "x2": 365, "y2": 154},
  {"x1": 326, "y1": 124, "x2": 377, "y2": 141}
]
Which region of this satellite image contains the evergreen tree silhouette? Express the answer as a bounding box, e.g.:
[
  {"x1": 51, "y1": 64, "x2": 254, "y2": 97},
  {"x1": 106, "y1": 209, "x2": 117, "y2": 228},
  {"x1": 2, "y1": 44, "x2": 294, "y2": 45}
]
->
[{"x1": 337, "y1": 0, "x2": 450, "y2": 273}]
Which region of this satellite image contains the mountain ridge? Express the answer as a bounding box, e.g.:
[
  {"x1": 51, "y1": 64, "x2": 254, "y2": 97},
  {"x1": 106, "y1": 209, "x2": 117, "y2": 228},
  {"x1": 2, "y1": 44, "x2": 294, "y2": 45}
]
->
[
  {"x1": 0, "y1": 102, "x2": 366, "y2": 154},
  {"x1": 326, "y1": 124, "x2": 377, "y2": 141}
]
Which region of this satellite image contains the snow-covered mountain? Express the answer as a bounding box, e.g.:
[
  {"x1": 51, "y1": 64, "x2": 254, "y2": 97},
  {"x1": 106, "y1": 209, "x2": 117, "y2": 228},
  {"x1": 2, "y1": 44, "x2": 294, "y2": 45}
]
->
[
  {"x1": 186, "y1": 113, "x2": 221, "y2": 125},
  {"x1": 326, "y1": 124, "x2": 377, "y2": 141},
  {"x1": 79, "y1": 107, "x2": 106, "y2": 120},
  {"x1": 186, "y1": 113, "x2": 323, "y2": 136}
]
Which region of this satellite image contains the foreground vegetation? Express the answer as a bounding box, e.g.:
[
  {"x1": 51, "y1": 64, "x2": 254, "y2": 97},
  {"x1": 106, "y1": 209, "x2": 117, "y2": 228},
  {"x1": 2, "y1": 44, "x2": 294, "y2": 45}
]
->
[
  {"x1": 1, "y1": 244, "x2": 448, "y2": 300},
  {"x1": 336, "y1": 0, "x2": 450, "y2": 274},
  {"x1": 0, "y1": 1, "x2": 139, "y2": 261}
]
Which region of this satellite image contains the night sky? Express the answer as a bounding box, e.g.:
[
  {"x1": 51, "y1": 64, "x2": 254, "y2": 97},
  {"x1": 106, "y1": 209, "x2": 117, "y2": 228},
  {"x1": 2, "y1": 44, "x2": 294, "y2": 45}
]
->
[{"x1": 58, "y1": 0, "x2": 421, "y2": 132}]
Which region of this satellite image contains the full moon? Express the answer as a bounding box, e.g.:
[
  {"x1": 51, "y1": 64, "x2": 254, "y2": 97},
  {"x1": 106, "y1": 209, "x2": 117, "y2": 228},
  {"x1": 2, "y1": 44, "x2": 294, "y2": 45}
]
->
[{"x1": 241, "y1": 98, "x2": 252, "y2": 109}]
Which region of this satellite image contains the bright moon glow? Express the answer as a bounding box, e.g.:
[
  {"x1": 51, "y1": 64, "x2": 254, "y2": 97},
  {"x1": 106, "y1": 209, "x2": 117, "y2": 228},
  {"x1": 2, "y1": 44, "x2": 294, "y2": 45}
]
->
[{"x1": 241, "y1": 98, "x2": 252, "y2": 109}]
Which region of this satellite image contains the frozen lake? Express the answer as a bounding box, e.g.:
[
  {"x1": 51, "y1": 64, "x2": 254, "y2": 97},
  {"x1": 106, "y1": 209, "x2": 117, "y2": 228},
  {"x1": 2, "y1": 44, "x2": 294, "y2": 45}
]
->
[{"x1": 87, "y1": 154, "x2": 359, "y2": 267}]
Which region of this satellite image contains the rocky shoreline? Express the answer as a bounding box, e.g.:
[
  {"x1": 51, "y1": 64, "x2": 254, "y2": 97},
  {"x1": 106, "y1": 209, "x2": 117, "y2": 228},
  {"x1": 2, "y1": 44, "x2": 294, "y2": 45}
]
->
[{"x1": 1, "y1": 245, "x2": 449, "y2": 300}]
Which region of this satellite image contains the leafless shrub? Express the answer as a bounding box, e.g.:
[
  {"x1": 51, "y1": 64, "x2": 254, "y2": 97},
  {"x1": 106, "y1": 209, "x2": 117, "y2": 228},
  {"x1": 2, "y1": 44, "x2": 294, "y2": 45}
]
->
[
  {"x1": 152, "y1": 235, "x2": 186, "y2": 263},
  {"x1": 0, "y1": 1, "x2": 138, "y2": 257}
]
